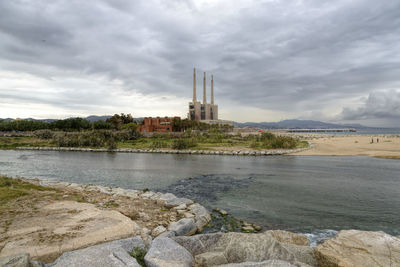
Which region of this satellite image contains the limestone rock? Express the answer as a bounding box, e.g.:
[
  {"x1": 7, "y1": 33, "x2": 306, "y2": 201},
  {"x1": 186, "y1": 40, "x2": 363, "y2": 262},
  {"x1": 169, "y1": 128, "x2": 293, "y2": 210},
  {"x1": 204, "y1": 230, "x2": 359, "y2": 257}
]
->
[
  {"x1": 281, "y1": 244, "x2": 317, "y2": 267},
  {"x1": 165, "y1": 198, "x2": 193, "y2": 208},
  {"x1": 173, "y1": 233, "x2": 223, "y2": 256},
  {"x1": 188, "y1": 203, "x2": 211, "y2": 232},
  {"x1": 158, "y1": 231, "x2": 176, "y2": 238},
  {"x1": 48, "y1": 237, "x2": 144, "y2": 267},
  {"x1": 266, "y1": 230, "x2": 310, "y2": 246},
  {"x1": 144, "y1": 237, "x2": 194, "y2": 267},
  {"x1": 314, "y1": 230, "x2": 400, "y2": 267},
  {"x1": 168, "y1": 218, "x2": 197, "y2": 236},
  {"x1": 0, "y1": 201, "x2": 140, "y2": 261},
  {"x1": 192, "y1": 232, "x2": 316, "y2": 266},
  {"x1": 151, "y1": 226, "x2": 167, "y2": 237},
  {"x1": 196, "y1": 251, "x2": 228, "y2": 266},
  {"x1": 0, "y1": 253, "x2": 31, "y2": 267},
  {"x1": 173, "y1": 204, "x2": 187, "y2": 210},
  {"x1": 216, "y1": 260, "x2": 299, "y2": 266}
]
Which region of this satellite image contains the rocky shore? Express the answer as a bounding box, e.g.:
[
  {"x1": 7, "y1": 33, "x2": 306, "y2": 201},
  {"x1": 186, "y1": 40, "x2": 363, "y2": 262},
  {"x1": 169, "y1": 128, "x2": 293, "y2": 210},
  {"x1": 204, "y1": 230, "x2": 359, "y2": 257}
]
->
[
  {"x1": 1, "y1": 178, "x2": 399, "y2": 267},
  {"x1": 16, "y1": 145, "x2": 311, "y2": 156}
]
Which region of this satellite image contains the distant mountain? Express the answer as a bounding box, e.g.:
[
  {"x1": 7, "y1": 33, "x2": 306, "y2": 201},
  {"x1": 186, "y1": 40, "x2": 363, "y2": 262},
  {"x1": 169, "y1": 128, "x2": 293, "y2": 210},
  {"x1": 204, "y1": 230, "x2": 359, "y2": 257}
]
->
[{"x1": 233, "y1": 119, "x2": 369, "y2": 129}]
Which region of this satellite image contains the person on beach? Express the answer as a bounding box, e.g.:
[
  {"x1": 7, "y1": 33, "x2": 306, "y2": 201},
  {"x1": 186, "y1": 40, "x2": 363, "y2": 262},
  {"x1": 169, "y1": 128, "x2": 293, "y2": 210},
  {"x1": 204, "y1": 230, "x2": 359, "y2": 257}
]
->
[{"x1": 371, "y1": 138, "x2": 374, "y2": 143}]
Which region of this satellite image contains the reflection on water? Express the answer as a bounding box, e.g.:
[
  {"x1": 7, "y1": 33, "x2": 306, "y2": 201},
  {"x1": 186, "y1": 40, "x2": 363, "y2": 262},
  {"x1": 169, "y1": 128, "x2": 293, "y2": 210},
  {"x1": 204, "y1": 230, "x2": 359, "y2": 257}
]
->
[{"x1": 0, "y1": 150, "x2": 399, "y2": 235}]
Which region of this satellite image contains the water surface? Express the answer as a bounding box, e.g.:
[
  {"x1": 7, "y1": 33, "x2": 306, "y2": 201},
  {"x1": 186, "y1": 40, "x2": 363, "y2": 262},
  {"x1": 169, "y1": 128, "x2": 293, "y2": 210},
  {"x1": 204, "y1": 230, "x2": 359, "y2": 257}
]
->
[{"x1": 1, "y1": 150, "x2": 399, "y2": 236}]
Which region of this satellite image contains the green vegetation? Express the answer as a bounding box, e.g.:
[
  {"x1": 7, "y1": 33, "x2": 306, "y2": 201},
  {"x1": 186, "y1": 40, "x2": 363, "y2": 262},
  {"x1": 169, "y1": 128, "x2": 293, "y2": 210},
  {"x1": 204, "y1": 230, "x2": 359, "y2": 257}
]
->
[
  {"x1": 129, "y1": 247, "x2": 147, "y2": 267},
  {"x1": 0, "y1": 176, "x2": 56, "y2": 206},
  {"x1": 0, "y1": 130, "x2": 306, "y2": 151},
  {"x1": 0, "y1": 115, "x2": 306, "y2": 150}
]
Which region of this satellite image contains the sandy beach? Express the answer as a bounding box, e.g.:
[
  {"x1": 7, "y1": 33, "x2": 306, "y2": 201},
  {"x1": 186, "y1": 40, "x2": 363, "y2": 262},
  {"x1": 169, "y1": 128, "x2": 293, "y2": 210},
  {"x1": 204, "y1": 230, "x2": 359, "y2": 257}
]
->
[{"x1": 292, "y1": 134, "x2": 400, "y2": 159}]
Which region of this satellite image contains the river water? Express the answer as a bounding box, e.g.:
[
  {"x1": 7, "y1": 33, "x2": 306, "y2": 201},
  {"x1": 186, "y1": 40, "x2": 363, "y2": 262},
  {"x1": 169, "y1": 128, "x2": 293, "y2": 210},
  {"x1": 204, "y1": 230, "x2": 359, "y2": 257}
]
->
[{"x1": 1, "y1": 150, "x2": 399, "y2": 239}]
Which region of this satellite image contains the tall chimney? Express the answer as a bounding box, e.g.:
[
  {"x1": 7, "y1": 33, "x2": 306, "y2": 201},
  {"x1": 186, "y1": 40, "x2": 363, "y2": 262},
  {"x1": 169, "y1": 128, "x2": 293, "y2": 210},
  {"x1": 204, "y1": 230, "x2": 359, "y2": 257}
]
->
[
  {"x1": 193, "y1": 68, "x2": 196, "y2": 102},
  {"x1": 211, "y1": 75, "x2": 214, "y2": 105},
  {"x1": 203, "y1": 72, "x2": 207, "y2": 104}
]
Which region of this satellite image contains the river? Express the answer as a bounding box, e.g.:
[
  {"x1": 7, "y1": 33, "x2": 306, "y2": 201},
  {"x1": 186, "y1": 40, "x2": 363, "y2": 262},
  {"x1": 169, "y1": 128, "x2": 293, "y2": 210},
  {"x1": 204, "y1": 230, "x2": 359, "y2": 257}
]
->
[{"x1": 1, "y1": 150, "x2": 399, "y2": 239}]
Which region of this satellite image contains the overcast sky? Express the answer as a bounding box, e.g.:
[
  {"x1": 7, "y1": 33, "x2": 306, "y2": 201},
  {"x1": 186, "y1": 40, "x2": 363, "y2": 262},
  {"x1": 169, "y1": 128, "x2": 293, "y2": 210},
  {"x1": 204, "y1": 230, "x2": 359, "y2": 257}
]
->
[{"x1": 1, "y1": 0, "x2": 400, "y2": 126}]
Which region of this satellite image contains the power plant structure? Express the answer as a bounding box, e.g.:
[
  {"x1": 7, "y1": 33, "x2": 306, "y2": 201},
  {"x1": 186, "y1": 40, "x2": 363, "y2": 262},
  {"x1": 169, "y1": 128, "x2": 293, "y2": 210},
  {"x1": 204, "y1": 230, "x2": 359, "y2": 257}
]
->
[{"x1": 188, "y1": 68, "x2": 218, "y2": 121}]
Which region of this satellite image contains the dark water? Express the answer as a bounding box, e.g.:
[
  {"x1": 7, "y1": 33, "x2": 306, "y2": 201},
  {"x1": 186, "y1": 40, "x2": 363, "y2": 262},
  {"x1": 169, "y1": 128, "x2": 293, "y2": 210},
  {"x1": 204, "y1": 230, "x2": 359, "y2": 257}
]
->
[{"x1": 1, "y1": 150, "x2": 399, "y2": 237}]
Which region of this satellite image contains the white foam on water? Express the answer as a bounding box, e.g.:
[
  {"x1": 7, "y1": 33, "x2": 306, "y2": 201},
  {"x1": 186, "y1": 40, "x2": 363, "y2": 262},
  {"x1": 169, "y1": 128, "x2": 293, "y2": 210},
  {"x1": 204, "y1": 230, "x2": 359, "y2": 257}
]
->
[{"x1": 304, "y1": 229, "x2": 338, "y2": 247}]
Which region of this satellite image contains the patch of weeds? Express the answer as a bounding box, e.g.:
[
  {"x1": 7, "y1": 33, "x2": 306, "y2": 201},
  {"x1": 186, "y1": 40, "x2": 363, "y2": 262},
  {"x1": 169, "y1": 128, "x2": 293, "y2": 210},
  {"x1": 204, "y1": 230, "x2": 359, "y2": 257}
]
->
[
  {"x1": 160, "y1": 208, "x2": 169, "y2": 212},
  {"x1": 129, "y1": 247, "x2": 147, "y2": 267},
  {"x1": 103, "y1": 201, "x2": 119, "y2": 208},
  {"x1": 67, "y1": 209, "x2": 79, "y2": 214}
]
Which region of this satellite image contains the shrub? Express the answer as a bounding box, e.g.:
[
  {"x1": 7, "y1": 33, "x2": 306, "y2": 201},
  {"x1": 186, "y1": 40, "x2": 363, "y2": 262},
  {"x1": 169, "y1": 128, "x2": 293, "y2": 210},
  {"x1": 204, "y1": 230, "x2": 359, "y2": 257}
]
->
[
  {"x1": 33, "y1": 130, "x2": 54, "y2": 139},
  {"x1": 150, "y1": 139, "x2": 168, "y2": 149},
  {"x1": 129, "y1": 247, "x2": 147, "y2": 267},
  {"x1": 171, "y1": 138, "x2": 197, "y2": 149}
]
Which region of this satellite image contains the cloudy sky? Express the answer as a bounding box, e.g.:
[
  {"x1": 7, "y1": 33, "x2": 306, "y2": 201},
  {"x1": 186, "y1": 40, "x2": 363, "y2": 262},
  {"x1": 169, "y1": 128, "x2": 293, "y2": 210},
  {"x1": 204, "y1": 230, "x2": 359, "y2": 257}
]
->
[{"x1": 1, "y1": 0, "x2": 400, "y2": 126}]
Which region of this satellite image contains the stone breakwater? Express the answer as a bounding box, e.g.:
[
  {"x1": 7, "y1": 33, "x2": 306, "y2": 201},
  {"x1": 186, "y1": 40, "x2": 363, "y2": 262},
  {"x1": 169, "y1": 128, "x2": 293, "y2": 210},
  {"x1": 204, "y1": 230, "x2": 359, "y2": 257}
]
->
[
  {"x1": 1, "y1": 179, "x2": 400, "y2": 266},
  {"x1": 0, "y1": 178, "x2": 212, "y2": 264},
  {"x1": 16, "y1": 144, "x2": 311, "y2": 156},
  {"x1": 3, "y1": 229, "x2": 399, "y2": 267}
]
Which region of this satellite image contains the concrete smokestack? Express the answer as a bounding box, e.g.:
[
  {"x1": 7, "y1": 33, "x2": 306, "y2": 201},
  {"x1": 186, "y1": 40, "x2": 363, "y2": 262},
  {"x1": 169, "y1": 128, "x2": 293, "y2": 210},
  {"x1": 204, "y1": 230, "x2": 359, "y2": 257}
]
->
[
  {"x1": 203, "y1": 72, "x2": 207, "y2": 104},
  {"x1": 193, "y1": 68, "x2": 196, "y2": 102},
  {"x1": 211, "y1": 75, "x2": 214, "y2": 105}
]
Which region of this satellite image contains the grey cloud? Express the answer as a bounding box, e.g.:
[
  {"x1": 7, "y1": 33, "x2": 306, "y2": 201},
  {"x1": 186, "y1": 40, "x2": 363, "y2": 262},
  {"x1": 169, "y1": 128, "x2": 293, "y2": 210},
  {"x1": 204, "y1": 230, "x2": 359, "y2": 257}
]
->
[
  {"x1": 0, "y1": 0, "x2": 400, "y2": 125},
  {"x1": 341, "y1": 90, "x2": 400, "y2": 120}
]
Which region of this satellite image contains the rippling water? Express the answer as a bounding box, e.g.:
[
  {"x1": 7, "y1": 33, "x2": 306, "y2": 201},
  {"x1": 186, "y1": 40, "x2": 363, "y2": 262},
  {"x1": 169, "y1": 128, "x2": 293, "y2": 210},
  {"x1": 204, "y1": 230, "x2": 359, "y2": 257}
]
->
[{"x1": 1, "y1": 150, "x2": 399, "y2": 236}]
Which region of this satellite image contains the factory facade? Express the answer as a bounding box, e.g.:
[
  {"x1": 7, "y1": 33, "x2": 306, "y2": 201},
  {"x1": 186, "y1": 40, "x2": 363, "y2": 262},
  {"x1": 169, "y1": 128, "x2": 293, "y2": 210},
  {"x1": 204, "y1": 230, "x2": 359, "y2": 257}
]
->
[{"x1": 188, "y1": 68, "x2": 218, "y2": 121}]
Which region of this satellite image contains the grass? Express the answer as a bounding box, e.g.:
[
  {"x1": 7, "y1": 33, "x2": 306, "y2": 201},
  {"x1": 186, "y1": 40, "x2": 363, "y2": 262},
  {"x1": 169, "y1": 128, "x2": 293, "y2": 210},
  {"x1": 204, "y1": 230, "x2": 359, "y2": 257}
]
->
[
  {"x1": 129, "y1": 247, "x2": 147, "y2": 267},
  {"x1": 0, "y1": 136, "x2": 52, "y2": 149},
  {"x1": 1, "y1": 132, "x2": 308, "y2": 151},
  {"x1": 0, "y1": 176, "x2": 58, "y2": 206}
]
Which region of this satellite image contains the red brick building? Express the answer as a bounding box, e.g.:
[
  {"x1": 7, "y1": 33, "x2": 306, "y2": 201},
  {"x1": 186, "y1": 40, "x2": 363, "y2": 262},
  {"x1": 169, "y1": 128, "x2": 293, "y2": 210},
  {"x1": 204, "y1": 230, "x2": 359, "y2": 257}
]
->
[{"x1": 138, "y1": 117, "x2": 180, "y2": 133}]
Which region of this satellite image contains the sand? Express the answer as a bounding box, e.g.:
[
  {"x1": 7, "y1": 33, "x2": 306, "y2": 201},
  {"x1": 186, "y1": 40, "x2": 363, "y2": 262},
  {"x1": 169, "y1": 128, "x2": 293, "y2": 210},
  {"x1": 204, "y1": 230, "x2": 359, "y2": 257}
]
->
[{"x1": 292, "y1": 134, "x2": 400, "y2": 159}]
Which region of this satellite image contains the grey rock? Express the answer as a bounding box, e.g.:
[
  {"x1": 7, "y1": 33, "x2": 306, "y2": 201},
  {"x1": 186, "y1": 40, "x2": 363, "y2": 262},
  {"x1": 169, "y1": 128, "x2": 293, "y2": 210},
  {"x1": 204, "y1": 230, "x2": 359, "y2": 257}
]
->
[
  {"x1": 47, "y1": 237, "x2": 144, "y2": 267},
  {"x1": 158, "y1": 193, "x2": 177, "y2": 201},
  {"x1": 168, "y1": 218, "x2": 197, "y2": 236},
  {"x1": 216, "y1": 260, "x2": 299, "y2": 267},
  {"x1": 165, "y1": 198, "x2": 193, "y2": 208},
  {"x1": 281, "y1": 244, "x2": 317, "y2": 267},
  {"x1": 196, "y1": 252, "x2": 228, "y2": 266},
  {"x1": 158, "y1": 231, "x2": 176, "y2": 238},
  {"x1": 144, "y1": 237, "x2": 194, "y2": 267},
  {"x1": 194, "y1": 232, "x2": 297, "y2": 266},
  {"x1": 0, "y1": 253, "x2": 30, "y2": 267},
  {"x1": 173, "y1": 233, "x2": 223, "y2": 256},
  {"x1": 188, "y1": 204, "x2": 211, "y2": 232},
  {"x1": 151, "y1": 226, "x2": 167, "y2": 237}
]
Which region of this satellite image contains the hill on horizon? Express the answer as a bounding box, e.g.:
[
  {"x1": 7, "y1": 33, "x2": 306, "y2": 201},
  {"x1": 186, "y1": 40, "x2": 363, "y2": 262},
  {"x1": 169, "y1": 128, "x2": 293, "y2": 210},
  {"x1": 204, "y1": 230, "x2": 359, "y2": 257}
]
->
[{"x1": 233, "y1": 119, "x2": 370, "y2": 129}]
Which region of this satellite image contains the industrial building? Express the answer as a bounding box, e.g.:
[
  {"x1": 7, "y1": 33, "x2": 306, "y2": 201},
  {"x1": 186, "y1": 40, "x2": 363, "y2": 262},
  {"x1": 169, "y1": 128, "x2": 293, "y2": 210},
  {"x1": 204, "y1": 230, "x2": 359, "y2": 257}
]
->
[
  {"x1": 188, "y1": 68, "x2": 218, "y2": 121},
  {"x1": 138, "y1": 116, "x2": 180, "y2": 133}
]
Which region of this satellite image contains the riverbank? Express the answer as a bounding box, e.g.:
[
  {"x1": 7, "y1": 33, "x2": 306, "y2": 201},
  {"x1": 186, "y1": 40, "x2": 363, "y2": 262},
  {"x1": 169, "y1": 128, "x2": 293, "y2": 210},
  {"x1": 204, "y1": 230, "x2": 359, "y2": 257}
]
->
[
  {"x1": 1, "y1": 177, "x2": 399, "y2": 266},
  {"x1": 291, "y1": 134, "x2": 400, "y2": 159},
  {"x1": 15, "y1": 145, "x2": 311, "y2": 156},
  {"x1": 0, "y1": 176, "x2": 261, "y2": 263}
]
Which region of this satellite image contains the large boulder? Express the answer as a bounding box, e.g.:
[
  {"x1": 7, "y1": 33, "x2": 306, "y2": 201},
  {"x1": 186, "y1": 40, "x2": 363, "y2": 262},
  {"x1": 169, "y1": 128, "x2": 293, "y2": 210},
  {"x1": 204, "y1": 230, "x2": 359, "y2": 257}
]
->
[
  {"x1": 47, "y1": 237, "x2": 144, "y2": 267},
  {"x1": 0, "y1": 253, "x2": 44, "y2": 267},
  {"x1": 168, "y1": 218, "x2": 197, "y2": 236},
  {"x1": 266, "y1": 230, "x2": 310, "y2": 246},
  {"x1": 314, "y1": 230, "x2": 400, "y2": 267},
  {"x1": 194, "y1": 232, "x2": 313, "y2": 267},
  {"x1": 216, "y1": 260, "x2": 299, "y2": 266},
  {"x1": 0, "y1": 201, "x2": 140, "y2": 261},
  {"x1": 173, "y1": 233, "x2": 224, "y2": 256},
  {"x1": 144, "y1": 237, "x2": 194, "y2": 267},
  {"x1": 188, "y1": 204, "x2": 211, "y2": 232},
  {"x1": 165, "y1": 198, "x2": 193, "y2": 208}
]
